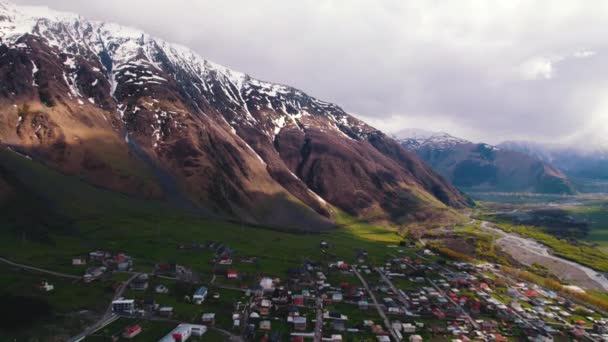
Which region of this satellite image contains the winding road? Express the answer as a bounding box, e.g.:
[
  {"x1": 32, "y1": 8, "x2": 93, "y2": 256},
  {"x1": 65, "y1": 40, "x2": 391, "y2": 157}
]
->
[{"x1": 0, "y1": 257, "x2": 81, "y2": 280}]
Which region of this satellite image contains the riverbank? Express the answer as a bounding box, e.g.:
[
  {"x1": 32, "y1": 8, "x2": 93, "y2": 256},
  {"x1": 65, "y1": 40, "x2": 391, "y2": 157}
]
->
[{"x1": 480, "y1": 221, "x2": 608, "y2": 291}]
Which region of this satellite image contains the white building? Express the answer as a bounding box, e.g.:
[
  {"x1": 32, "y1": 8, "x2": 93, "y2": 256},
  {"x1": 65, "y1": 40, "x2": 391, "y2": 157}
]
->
[
  {"x1": 158, "y1": 324, "x2": 206, "y2": 342},
  {"x1": 193, "y1": 286, "x2": 208, "y2": 305},
  {"x1": 112, "y1": 299, "x2": 135, "y2": 314}
]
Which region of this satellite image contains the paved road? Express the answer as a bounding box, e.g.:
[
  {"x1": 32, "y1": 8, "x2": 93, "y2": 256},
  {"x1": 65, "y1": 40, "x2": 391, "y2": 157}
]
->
[
  {"x1": 376, "y1": 268, "x2": 410, "y2": 309},
  {"x1": 112, "y1": 315, "x2": 245, "y2": 341},
  {"x1": 313, "y1": 297, "x2": 323, "y2": 342},
  {"x1": 0, "y1": 257, "x2": 81, "y2": 280},
  {"x1": 352, "y1": 266, "x2": 400, "y2": 341},
  {"x1": 69, "y1": 273, "x2": 141, "y2": 342},
  {"x1": 427, "y1": 277, "x2": 480, "y2": 330}
]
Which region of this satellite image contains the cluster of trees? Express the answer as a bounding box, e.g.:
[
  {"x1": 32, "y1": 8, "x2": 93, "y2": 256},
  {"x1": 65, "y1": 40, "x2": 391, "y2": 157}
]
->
[{"x1": 430, "y1": 244, "x2": 477, "y2": 263}]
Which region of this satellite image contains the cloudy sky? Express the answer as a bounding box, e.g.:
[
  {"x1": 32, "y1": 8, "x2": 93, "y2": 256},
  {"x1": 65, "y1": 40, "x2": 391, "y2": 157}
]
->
[{"x1": 12, "y1": 0, "x2": 608, "y2": 145}]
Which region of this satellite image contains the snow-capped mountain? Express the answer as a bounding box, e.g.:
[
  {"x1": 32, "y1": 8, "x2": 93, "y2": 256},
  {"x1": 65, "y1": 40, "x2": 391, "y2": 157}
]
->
[
  {"x1": 393, "y1": 128, "x2": 470, "y2": 151},
  {"x1": 396, "y1": 129, "x2": 574, "y2": 194},
  {"x1": 0, "y1": 1, "x2": 470, "y2": 229}
]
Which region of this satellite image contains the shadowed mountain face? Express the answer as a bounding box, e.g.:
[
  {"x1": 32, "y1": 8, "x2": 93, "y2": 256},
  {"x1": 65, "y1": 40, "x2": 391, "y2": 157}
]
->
[
  {"x1": 0, "y1": 1, "x2": 469, "y2": 230},
  {"x1": 395, "y1": 130, "x2": 575, "y2": 194},
  {"x1": 499, "y1": 141, "x2": 608, "y2": 182}
]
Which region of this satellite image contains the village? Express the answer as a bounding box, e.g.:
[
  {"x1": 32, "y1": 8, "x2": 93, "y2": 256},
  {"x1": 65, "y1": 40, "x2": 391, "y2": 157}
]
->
[{"x1": 28, "y1": 239, "x2": 608, "y2": 342}]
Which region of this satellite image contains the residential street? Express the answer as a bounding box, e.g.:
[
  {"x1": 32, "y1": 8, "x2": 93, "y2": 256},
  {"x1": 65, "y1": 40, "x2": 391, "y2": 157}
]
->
[
  {"x1": 352, "y1": 266, "x2": 400, "y2": 341},
  {"x1": 313, "y1": 297, "x2": 323, "y2": 342},
  {"x1": 69, "y1": 273, "x2": 141, "y2": 342}
]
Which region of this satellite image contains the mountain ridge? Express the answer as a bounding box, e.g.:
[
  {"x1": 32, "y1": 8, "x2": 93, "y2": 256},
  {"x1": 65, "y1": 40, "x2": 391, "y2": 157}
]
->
[
  {"x1": 499, "y1": 140, "x2": 608, "y2": 182},
  {"x1": 395, "y1": 129, "x2": 575, "y2": 194},
  {"x1": 0, "y1": 1, "x2": 470, "y2": 230}
]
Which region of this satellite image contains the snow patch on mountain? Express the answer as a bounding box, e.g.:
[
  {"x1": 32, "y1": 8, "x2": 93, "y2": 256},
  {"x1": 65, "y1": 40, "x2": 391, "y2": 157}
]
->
[
  {"x1": 393, "y1": 128, "x2": 471, "y2": 151},
  {"x1": 0, "y1": 0, "x2": 378, "y2": 150}
]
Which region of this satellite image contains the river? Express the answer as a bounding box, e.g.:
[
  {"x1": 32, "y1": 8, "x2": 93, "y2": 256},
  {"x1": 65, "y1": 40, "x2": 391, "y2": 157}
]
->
[{"x1": 480, "y1": 221, "x2": 608, "y2": 291}]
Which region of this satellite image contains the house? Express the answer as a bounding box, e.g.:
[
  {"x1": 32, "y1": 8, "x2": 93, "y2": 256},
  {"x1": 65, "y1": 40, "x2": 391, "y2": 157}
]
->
[
  {"x1": 332, "y1": 293, "x2": 343, "y2": 302},
  {"x1": 84, "y1": 266, "x2": 106, "y2": 283},
  {"x1": 39, "y1": 281, "x2": 54, "y2": 292},
  {"x1": 130, "y1": 274, "x2": 149, "y2": 291},
  {"x1": 227, "y1": 269, "x2": 238, "y2": 279},
  {"x1": 122, "y1": 324, "x2": 142, "y2": 339},
  {"x1": 193, "y1": 286, "x2": 208, "y2": 304},
  {"x1": 336, "y1": 261, "x2": 349, "y2": 270},
  {"x1": 89, "y1": 250, "x2": 110, "y2": 260},
  {"x1": 159, "y1": 307, "x2": 174, "y2": 317},
  {"x1": 218, "y1": 256, "x2": 233, "y2": 265},
  {"x1": 158, "y1": 324, "x2": 207, "y2": 342},
  {"x1": 202, "y1": 313, "x2": 216, "y2": 325},
  {"x1": 260, "y1": 299, "x2": 272, "y2": 315},
  {"x1": 117, "y1": 261, "x2": 132, "y2": 272},
  {"x1": 155, "y1": 284, "x2": 169, "y2": 294},
  {"x1": 114, "y1": 253, "x2": 129, "y2": 263},
  {"x1": 233, "y1": 314, "x2": 241, "y2": 328},
  {"x1": 260, "y1": 278, "x2": 275, "y2": 291},
  {"x1": 143, "y1": 296, "x2": 156, "y2": 311},
  {"x1": 260, "y1": 320, "x2": 272, "y2": 330},
  {"x1": 402, "y1": 323, "x2": 416, "y2": 333},
  {"x1": 112, "y1": 299, "x2": 135, "y2": 314},
  {"x1": 72, "y1": 258, "x2": 86, "y2": 266},
  {"x1": 409, "y1": 335, "x2": 423, "y2": 342},
  {"x1": 332, "y1": 320, "x2": 346, "y2": 332},
  {"x1": 293, "y1": 316, "x2": 307, "y2": 331},
  {"x1": 325, "y1": 311, "x2": 348, "y2": 321},
  {"x1": 250, "y1": 312, "x2": 261, "y2": 319}
]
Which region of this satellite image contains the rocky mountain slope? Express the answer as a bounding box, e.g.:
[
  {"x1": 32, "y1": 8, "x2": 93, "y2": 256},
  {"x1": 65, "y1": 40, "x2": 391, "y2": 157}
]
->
[
  {"x1": 0, "y1": 1, "x2": 470, "y2": 230},
  {"x1": 395, "y1": 129, "x2": 575, "y2": 194}
]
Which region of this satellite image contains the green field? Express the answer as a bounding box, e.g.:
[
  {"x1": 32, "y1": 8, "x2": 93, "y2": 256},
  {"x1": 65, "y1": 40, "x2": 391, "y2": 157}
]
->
[
  {"x1": 0, "y1": 147, "x2": 402, "y2": 274},
  {"x1": 562, "y1": 201, "x2": 608, "y2": 251},
  {"x1": 0, "y1": 264, "x2": 114, "y2": 340},
  {"x1": 0, "y1": 148, "x2": 404, "y2": 340}
]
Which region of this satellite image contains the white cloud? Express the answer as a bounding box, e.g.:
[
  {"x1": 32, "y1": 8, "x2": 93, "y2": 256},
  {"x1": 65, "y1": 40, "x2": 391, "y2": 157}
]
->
[
  {"x1": 519, "y1": 57, "x2": 556, "y2": 80},
  {"x1": 10, "y1": 0, "x2": 608, "y2": 145},
  {"x1": 573, "y1": 50, "x2": 596, "y2": 58}
]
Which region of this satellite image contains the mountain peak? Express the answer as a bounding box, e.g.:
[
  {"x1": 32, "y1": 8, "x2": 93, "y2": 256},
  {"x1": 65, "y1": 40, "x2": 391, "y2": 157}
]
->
[{"x1": 392, "y1": 128, "x2": 470, "y2": 150}]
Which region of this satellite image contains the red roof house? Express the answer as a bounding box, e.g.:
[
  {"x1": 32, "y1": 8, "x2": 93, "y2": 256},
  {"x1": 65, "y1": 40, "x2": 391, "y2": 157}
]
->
[{"x1": 122, "y1": 324, "x2": 142, "y2": 339}]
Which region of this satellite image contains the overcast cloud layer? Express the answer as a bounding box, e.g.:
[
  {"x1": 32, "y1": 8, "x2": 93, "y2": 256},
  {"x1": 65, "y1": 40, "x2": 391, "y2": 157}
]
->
[{"x1": 12, "y1": 0, "x2": 608, "y2": 145}]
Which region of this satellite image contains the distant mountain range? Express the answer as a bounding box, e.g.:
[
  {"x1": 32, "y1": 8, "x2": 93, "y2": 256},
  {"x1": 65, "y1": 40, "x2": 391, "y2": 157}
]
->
[
  {"x1": 395, "y1": 129, "x2": 575, "y2": 194},
  {"x1": 0, "y1": 1, "x2": 470, "y2": 230},
  {"x1": 498, "y1": 141, "x2": 608, "y2": 181}
]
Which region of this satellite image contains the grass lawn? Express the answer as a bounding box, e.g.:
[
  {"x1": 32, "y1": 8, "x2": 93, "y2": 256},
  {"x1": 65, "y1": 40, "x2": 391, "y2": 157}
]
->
[
  {"x1": 123, "y1": 277, "x2": 248, "y2": 330},
  {"x1": 563, "y1": 200, "x2": 608, "y2": 252},
  {"x1": 391, "y1": 277, "x2": 426, "y2": 290},
  {"x1": 85, "y1": 318, "x2": 176, "y2": 341},
  {"x1": 0, "y1": 264, "x2": 113, "y2": 340}
]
